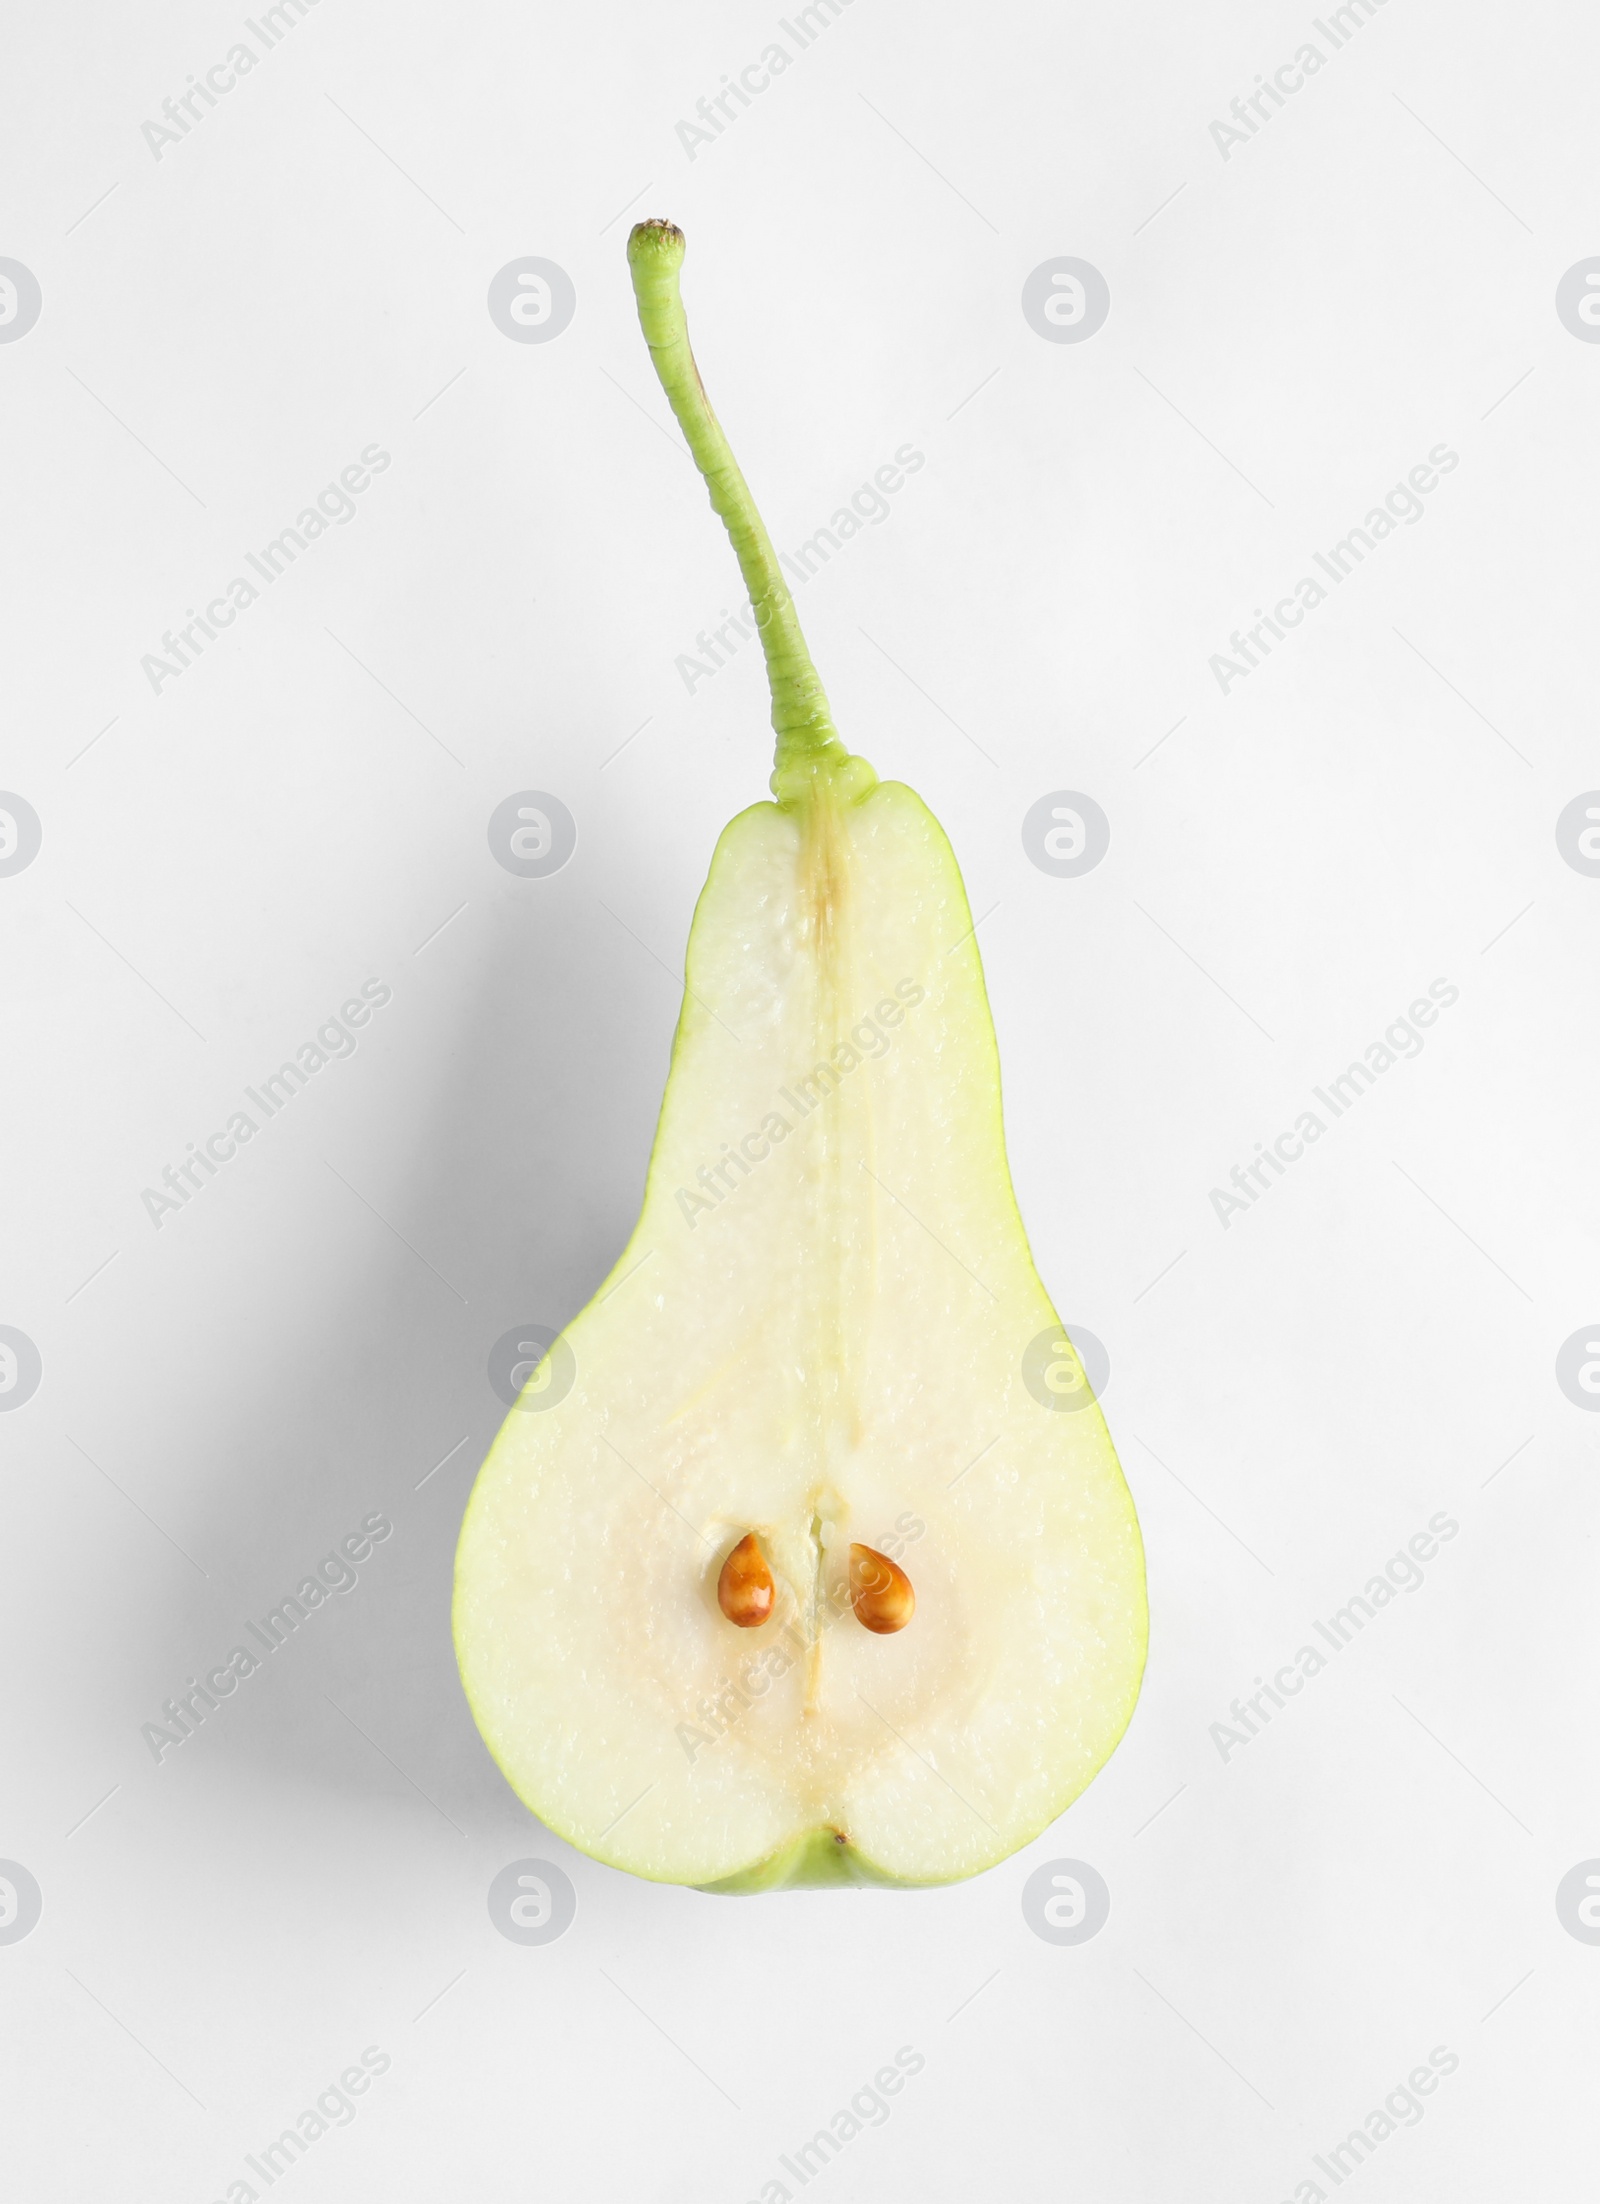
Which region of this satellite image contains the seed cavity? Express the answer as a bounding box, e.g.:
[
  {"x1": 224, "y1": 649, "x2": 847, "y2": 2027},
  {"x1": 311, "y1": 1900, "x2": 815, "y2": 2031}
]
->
[
  {"x1": 849, "y1": 1544, "x2": 915, "y2": 1635},
  {"x1": 717, "y1": 1532, "x2": 775, "y2": 1628}
]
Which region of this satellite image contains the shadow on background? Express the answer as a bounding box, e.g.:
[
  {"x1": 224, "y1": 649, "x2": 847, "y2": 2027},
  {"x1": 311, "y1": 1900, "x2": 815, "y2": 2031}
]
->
[{"x1": 166, "y1": 865, "x2": 676, "y2": 1835}]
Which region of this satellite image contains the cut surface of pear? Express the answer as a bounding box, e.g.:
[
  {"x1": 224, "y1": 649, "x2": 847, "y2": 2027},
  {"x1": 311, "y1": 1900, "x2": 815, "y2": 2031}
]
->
[{"x1": 453, "y1": 222, "x2": 1146, "y2": 1891}]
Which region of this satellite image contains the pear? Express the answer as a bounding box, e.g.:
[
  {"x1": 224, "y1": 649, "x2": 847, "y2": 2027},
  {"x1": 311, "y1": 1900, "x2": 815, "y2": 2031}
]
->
[{"x1": 453, "y1": 221, "x2": 1147, "y2": 1890}]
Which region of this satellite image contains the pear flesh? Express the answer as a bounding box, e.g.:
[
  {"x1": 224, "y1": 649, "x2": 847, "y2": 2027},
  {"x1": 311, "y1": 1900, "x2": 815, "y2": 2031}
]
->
[{"x1": 454, "y1": 778, "x2": 1146, "y2": 1888}]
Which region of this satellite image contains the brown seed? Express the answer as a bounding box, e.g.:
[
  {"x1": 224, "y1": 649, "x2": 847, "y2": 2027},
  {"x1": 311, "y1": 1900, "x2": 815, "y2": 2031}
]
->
[
  {"x1": 849, "y1": 1544, "x2": 915, "y2": 1635},
  {"x1": 717, "y1": 1533, "x2": 775, "y2": 1628}
]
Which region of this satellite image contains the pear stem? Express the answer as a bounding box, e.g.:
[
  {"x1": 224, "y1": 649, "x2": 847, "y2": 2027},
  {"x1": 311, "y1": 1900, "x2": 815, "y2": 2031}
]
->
[{"x1": 627, "y1": 220, "x2": 846, "y2": 788}]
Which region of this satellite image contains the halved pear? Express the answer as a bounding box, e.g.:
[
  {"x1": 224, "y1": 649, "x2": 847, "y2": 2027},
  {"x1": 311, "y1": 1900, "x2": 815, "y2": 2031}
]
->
[{"x1": 453, "y1": 221, "x2": 1146, "y2": 1890}]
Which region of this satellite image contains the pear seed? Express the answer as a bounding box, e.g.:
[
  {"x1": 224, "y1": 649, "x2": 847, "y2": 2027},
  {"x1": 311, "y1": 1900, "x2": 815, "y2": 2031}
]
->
[
  {"x1": 849, "y1": 1544, "x2": 915, "y2": 1635},
  {"x1": 717, "y1": 1533, "x2": 775, "y2": 1628}
]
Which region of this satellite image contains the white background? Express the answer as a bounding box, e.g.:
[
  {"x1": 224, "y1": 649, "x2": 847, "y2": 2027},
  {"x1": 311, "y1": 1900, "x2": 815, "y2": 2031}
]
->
[{"x1": 3, "y1": 1, "x2": 1597, "y2": 2197}]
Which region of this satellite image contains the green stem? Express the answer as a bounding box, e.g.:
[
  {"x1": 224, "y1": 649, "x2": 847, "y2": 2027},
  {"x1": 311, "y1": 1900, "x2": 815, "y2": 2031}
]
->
[{"x1": 628, "y1": 220, "x2": 847, "y2": 791}]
